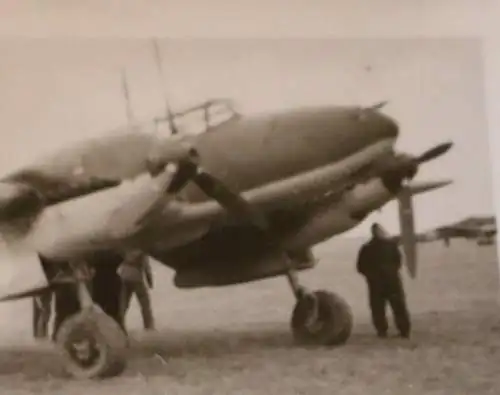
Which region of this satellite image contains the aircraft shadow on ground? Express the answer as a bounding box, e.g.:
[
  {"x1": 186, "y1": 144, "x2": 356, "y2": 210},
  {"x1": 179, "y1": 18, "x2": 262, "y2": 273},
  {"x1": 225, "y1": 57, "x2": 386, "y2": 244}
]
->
[
  {"x1": 0, "y1": 309, "x2": 497, "y2": 380},
  {"x1": 0, "y1": 324, "x2": 295, "y2": 379},
  {"x1": 0, "y1": 346, "x2": 61, "y2": 379},
  {"x1": 135, "y1": 324, "x2": 302, "y2": 352}
]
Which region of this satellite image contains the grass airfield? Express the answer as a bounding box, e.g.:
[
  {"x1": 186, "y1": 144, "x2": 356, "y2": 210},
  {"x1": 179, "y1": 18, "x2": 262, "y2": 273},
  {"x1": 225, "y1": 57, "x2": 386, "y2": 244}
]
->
[{"x1": 0, "y1": 237, "x2": 498, "y2": 394}]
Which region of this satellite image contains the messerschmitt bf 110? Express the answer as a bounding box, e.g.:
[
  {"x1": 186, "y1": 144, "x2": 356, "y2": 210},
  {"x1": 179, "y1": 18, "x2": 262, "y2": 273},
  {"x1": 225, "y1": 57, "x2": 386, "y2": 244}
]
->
[
  {"x1": 429, "y1": 215, "x2": 496, "y2": 246},
  {"x1": 0, "y1": 92, "x2": 453, "y2": 379},
  {"x1": 391, "y1": 215, "x2": 496, "y2": 246}
]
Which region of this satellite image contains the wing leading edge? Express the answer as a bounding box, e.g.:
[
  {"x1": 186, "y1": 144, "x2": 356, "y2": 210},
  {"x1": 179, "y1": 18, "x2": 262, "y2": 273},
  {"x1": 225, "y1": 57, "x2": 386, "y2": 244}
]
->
[{"x1": 138, "y1": 139, "x2": 390, "y2": 257}]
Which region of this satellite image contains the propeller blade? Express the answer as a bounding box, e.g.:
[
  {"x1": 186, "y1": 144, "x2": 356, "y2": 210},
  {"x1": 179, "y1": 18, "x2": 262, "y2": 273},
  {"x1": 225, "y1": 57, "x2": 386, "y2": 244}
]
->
[
  {"x1": 397, "y1": 186, "x2": 417, "y2": 278},
  {"x1": 415, "y1": 142, "x2": 453, "y2": 164},
  {"x1": 192, "y1": 170, "x2": 270, "y2": 231},
  {"x1": 145, "y1": 149, "x2": 270, "y2": 232}
]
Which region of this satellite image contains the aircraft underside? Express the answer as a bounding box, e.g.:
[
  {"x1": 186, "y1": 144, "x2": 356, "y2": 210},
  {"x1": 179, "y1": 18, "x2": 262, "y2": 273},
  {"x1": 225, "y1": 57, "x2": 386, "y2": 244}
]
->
[
  {"x1": 148, "y1": 219, "x2": 356, "y2": 357},
  {"x1": 152, "y1": 222, "x2": 318, "y2": 287}
]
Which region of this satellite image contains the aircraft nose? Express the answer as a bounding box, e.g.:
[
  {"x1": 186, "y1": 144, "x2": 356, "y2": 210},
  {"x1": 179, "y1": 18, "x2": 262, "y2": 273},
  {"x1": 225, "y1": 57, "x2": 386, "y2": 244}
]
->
[
  {"x1": 314, "y1": 106, "x2": 399, "y2": 163},
  {"x1": 262, "y1": 105, "x2": 400, "y2": 174},
  {"x1": 360, "y1": 109, "x2": 399, "y2": 140}
]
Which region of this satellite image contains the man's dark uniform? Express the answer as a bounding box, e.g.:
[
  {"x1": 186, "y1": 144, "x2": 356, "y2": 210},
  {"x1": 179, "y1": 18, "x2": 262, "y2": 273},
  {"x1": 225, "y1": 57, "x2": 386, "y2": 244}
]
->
[
  {"x1": 50, "y1": 261, "x2": 81, "y2": 340},
  {"x1": 34, "y1": 256, "x2": 79, "y2": 340},
  {"x1": 33, "y1": 256, "x2": 58, "y2": 339},
  {"x1": 42, "y1": 251, "x2": 126, "y2": 340},
  {"x1": 356, "y1": 224, "x2": 411, "y2": 338},
  {"x1": 87, "y1": 250, "x2": 126, "y2": 331}
]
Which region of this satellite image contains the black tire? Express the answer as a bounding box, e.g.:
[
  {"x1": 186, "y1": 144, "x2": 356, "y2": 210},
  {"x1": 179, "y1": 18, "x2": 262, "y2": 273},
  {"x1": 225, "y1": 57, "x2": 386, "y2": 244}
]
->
[
  {"x1": 55, "y1": 305, "x2": 128, "y2": 379},
  {"x1": 291, "y1": 290, "x2": 353, "y2": 346}
]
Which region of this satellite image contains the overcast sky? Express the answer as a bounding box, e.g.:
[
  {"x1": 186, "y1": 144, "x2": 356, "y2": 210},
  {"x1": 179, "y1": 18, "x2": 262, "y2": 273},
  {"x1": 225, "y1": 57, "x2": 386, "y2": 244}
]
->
[{"x1": 0, "y1": 37, "x2": 493, "y2": 236}]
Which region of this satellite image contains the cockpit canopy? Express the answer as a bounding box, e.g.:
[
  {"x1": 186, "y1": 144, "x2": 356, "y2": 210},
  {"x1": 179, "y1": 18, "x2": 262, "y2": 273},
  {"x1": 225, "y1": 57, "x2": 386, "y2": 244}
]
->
[{"x1": 153, "y1": 98, "x2": 240, "y2": 136}]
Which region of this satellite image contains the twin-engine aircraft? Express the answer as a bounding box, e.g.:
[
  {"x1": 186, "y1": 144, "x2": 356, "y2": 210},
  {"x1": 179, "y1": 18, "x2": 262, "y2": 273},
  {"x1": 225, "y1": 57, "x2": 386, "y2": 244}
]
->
[
  {"x1": 427, "y1": 216, "x2": 496, "y2": 246},
  {"x1": 391, "y1": 215, "x2": 496, "y2": 246},
  {"x1": 0, "y1": 98, "x2": 453, "y2": 379}
]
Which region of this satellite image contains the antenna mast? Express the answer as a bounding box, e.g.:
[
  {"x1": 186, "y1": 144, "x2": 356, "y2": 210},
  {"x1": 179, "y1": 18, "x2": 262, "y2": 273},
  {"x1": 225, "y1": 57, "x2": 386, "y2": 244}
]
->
[
  {"x1": 120, "y1": 68, "x2": 134, "y2": 124},
  {"x1": 152, "y1": 39, "x2": 179, "y2": 135}
]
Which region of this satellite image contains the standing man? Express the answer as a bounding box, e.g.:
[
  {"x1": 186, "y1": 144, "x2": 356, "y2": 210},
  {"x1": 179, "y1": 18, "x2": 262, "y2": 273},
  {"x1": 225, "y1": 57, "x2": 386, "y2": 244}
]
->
[
  {"x1": 32, "y1": 292, "x2": 52, "y2": 339},
  {"x1": 88, "y1": 249, "x2": 127, "y2": 332},
  {"x1": 118, "y1": 249, "x2": 155, "y2": 330},
  {"x1": 51, "y1": 261, "x2": 84, "y2": 340},
  {"x1": 33, "y1": 256, "x2": 57, "y2": 339},
  {"x1": 356, "y1": 223, "x2": 411, "y2": 339}
]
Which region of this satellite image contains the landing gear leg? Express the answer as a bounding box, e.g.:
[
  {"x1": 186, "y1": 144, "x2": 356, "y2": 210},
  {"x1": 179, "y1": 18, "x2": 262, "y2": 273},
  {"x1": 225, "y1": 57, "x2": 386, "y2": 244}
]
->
[
  {"x1": 54, "y1": 261, "x2": 128, "y2": 379},
  {"x1": 284, "y1": 253, "x2": 353, "y2": 346}
]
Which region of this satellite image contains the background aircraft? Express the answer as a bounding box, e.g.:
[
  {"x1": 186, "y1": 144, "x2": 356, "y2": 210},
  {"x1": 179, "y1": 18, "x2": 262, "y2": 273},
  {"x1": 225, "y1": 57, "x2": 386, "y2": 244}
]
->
[
  {"x1": 391, "y1": 215, "x2": 497, "y2": 246},
  {"x1": 429, "y1": 215, "x2": 496, "y2": 246}
]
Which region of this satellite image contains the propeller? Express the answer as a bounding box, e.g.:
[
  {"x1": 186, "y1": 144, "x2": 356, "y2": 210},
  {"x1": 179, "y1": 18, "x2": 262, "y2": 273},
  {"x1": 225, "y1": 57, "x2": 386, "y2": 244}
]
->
[
  {"x1": 389, "y1": 141, "x2": 453, "y2": 279},
  {"x1": 157, "y1": 156, "x2": 269, "y2": 231},
  {"x1": 397, "y1": 186, "x2": 417, "y2": 278},
  {"x1": 190, "y1": 169, "x2": 270, "y2": 230},
  {"x1": 384, "y1": 141, "x2": 454, "y2": 186}
]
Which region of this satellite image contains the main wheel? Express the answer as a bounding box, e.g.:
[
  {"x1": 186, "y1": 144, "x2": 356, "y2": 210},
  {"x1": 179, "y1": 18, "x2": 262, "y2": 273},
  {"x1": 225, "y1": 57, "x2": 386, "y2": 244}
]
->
[
  {"x1": 291, "y1": 290, "x2": 353, "y2": 346},
  {"x1": 55, "y1": 305, "x2": 128, "y2": 379}
]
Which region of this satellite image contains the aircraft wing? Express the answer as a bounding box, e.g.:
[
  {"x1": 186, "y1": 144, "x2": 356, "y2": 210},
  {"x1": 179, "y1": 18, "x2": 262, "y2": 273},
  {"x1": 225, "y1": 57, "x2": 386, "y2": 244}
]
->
[
  {"x1": 0, "y1": 147, "x2": 371, "y2": 303},
  {"x1": 0, "y1": 235, "x2": 50, "y2": 302},
  {"x1": 127, "y1": 150, "x2": 381, "y2": 264},
  {"x1": 389, "y1": 229, "x2": 438, "y2": 244},
  {"x1": 434, "y1": 225, "x2": 495, "y2": 239},
  {"x1": 0, "y1": 169, "x2": 121, "y2": 222},
  {"x1": 0, "y1": 155, "x2": 362, "y2": 264}
]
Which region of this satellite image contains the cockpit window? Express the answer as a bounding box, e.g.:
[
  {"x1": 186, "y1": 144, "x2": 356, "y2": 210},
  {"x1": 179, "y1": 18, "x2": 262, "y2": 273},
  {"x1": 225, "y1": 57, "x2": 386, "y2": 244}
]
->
[
  {"x1": 206, "y1": 100, "x2": 237, "y2": 128},
  {"x1": 153, "y1": 98, "x2": 239, "y2": 136}
]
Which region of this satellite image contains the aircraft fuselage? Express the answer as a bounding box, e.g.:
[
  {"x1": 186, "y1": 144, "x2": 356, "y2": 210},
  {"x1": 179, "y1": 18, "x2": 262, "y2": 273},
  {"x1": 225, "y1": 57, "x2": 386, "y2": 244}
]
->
[
  {"x1": 5, "y1": 105, "x2": 398, "y2": 203},
  {"x1": 2, "y1": 105, "x2": 400, "y2": 264}
]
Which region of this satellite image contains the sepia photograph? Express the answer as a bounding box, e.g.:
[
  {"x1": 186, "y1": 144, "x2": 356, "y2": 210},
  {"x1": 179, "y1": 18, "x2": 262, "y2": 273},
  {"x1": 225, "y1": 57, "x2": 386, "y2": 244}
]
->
[{"x1": 0, "y1": 33, "x2": 498, "y2": 393}]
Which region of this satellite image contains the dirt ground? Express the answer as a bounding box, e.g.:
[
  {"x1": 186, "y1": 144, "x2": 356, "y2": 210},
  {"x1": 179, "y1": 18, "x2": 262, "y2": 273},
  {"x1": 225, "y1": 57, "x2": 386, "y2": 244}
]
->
[{"x1": 0, "y1": 238, "x2": 498, "y2": 394}]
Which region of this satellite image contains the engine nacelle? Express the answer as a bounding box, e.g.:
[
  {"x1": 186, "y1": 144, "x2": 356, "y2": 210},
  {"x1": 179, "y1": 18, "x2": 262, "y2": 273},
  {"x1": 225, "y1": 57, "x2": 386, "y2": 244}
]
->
[
  {"x1": 0, "y1": 182, "x2": 44, "y2": 220},
  {"x1": 284, "y1": 177, "x2": 394, "y2": 249},
  {"x1": 343, "y1": 177, "x2": 393, "y2": 215}
]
